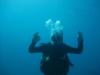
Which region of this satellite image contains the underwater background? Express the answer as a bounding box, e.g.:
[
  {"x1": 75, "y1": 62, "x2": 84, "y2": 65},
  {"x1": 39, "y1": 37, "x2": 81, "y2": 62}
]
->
[{"x1": 0, "y1": 0, "x2": 100, "y2": 75}]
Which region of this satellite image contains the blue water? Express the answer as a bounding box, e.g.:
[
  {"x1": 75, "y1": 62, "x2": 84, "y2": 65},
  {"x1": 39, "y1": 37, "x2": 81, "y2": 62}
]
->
[{"x1": 0, "y1": 0, "x2": 100, "y2": 75}]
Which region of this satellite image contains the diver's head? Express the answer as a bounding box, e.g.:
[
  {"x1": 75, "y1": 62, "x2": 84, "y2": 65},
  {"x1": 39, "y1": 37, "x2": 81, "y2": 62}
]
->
[
  {"x1": 45, "y1": 19, "x2": 64, "y2": 45},
  {"x1": 51, "y1": 31, "x2": 63, "y2": 45}
]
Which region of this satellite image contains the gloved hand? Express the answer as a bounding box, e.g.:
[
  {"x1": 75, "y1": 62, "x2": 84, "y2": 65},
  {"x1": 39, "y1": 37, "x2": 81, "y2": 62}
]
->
[
  {"x1": 78, "y1": 32, "x2": 83, "y2": 43},
  {"x1": 32, "y1": 32, "x2": 40, "y2": 43}
]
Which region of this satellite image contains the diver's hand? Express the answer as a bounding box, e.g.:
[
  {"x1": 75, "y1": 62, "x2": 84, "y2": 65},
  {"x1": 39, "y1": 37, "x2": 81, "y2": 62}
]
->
[
  {"x1": 32, "y1": 32, "x2": 40, "y2": 43},
  {"x1": 77, "y1": 32, "x2": 83, "y2": 43}
]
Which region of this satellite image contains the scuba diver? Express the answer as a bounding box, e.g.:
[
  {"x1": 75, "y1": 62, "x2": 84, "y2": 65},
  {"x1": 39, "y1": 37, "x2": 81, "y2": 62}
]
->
[{"x1": 29, "y1": 20, "x2": 84, "y2": 75}]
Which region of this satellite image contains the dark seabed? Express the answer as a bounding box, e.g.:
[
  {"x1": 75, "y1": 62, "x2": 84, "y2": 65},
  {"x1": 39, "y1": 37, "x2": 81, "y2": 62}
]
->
[{"x1": 0, "y1": 0, "x2": 100, "y2": 75}]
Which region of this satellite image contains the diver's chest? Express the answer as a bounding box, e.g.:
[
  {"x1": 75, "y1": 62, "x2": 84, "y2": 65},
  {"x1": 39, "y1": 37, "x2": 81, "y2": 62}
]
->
[{"x1": 44, "y1": 46, "x2": 65, "y2": 56}]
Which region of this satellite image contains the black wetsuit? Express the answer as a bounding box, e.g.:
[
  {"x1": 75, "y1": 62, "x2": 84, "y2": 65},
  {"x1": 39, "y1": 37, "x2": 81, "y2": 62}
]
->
[{"x1": 29, "y1": 41, "x2": 83, "y2": 75}]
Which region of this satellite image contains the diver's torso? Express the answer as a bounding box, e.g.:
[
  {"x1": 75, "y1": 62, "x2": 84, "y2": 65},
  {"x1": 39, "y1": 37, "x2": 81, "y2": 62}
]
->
[
  {"x1": 40, "y1": 43, "x2": 72, "y2": 74},
  {"x1": 43, "y1": 43, "x2": 67, "y2": 59},
  {"x1": 41, "y1": 43, "x2": 72, "y2": 64}
]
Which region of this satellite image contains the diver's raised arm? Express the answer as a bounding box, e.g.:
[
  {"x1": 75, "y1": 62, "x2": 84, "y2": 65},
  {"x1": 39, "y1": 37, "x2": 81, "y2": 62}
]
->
[
  {"x1": 66, "y1": 32, "x2": 84, "y2": 54},
  {"x1": 29, "y1": 32, "x2": 44, "y2": 53}
]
